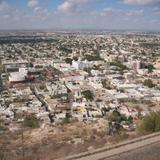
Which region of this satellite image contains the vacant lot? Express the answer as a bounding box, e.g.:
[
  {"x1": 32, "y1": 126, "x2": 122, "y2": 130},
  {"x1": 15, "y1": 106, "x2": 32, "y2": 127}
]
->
[{"x1": 0, "y1": 119, "x2": 137, "y2": 160}]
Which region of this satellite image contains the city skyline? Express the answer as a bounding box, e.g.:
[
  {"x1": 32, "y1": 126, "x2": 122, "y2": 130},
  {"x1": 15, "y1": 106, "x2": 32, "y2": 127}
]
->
[{"x1": 0, "y1": 0, "x2": 160, "y2": 30}]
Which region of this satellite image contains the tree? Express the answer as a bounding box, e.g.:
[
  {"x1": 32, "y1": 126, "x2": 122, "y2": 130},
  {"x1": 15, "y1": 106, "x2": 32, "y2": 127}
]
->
[
  {"x1": 110, "y1": 61, "x2": 128, "y2": 71},
  {"x1": 108, "y1": 110, "x2": 127, "y2": 123},
  {"x1": 82, "y1": 52, "x2": 103, "y2": 61},
  {"x1": 143, "y1": 79, "x2": 156, "y2": 88},
  {"x1": 127, "y1": 116, "x2": 133, "y2": 124},
  {"x1": 59, "y1": 46, "x2": 72, "y2": 53},
  {"x1": 81, "y1": 90, "x2": 94, "y2": 101},
  {"x1": 148, "y1": 64, "x2": 155, "y2": 73},
  {"x1": 73, "y1": 56, "x2": 78, "y2": 61},
  {"x1": 137, "y1": 112, "x2": 160, "y2": 134},
  {"x1": 65, "y1": 58, "x2": 73, "y2": 65}
]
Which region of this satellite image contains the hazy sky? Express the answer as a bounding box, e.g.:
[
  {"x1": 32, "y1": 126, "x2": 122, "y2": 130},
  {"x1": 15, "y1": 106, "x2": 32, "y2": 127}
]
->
[{"x1": 0, "y1": 0, "x2": 160, "y2": 30}]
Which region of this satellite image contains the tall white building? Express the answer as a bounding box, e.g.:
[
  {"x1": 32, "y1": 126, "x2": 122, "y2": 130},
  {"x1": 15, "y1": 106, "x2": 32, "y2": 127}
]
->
[
  {"x1": 72, "y1": 59, "x2": 93, "y2": 70},
  {"x1": 9, "y1": 68, "x2": 28, "y2": 83}
]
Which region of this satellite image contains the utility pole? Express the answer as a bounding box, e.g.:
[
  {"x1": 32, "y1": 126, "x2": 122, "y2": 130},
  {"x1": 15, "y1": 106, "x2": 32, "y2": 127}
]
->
[
  {"x1": 21, "y1": 128, "x2": 25, "y2": 160},
  {"x1": 0, "y1": 57, "x2": 3, "y2": 94}
]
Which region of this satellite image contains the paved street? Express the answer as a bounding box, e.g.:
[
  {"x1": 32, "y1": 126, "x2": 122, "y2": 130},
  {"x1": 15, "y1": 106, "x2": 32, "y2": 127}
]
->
[
  {"x1": 69, "y1": 134, "x2": 160, "y2": 160},
  {"x1": 106, "y1": 142, "x2": 160, "y2": 160}
]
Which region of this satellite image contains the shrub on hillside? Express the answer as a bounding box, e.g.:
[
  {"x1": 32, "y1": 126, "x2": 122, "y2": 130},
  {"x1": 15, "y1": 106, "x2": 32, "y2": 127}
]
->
[
  {"x1": 22, "y1": 115, "x2": 39, "y2": 129},
  {"x1": 137, "y1": 112, "x2": 160, "y2": 134}
]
